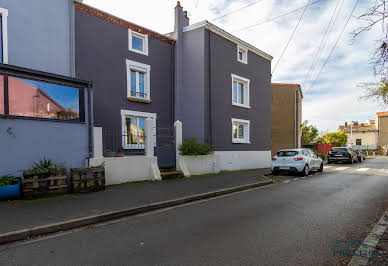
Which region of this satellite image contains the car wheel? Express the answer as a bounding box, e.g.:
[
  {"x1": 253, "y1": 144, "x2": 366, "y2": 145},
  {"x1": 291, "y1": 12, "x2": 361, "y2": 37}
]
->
[
  {"x1": 272, "y1": 170, "x2": 279, "y2": 176},
  {"x1": 327, "y1": 160, "x2": 332, "y2": 164},
  {"x1": 301, "y1": 164, "x2": 309, "y2": 176},
  {"x1": 318, "y1": 163, "x2": 323, "y2": 172}
]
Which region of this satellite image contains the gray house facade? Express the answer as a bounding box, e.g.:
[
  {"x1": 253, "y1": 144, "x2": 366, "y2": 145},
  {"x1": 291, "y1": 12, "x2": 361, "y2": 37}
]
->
[
  {"x1": 74, "y1": 1, "x2": 272, "y2": 170},
  {"x1": 173, "y1": 3, "x2": 273, "y2": 168},
  {"x1": 0, "y1": 0, "x2": 92, "y2": 177},
  {"x1": 74, "y1": 2, "x2": 175, "y2": 167}
]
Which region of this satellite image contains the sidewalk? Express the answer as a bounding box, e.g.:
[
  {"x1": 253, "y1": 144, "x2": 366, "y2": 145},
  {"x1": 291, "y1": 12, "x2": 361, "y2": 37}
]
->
[{"x1": 0, "y1": 169, "x2": 271, "y2": 240}]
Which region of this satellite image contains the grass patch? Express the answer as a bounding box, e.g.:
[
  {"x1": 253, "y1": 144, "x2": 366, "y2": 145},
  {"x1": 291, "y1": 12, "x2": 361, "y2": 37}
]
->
[
  {"x1": 0, "y1": 193, "x2": 79, "y2": 204},
  {"x1": 267, "y1": 176, "x2": 289, "y2": 183}
]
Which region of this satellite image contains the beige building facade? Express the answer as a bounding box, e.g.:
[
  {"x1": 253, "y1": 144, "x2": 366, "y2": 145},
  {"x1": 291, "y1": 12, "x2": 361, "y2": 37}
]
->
[
  {"x1": 339, "y1": 111, "x2": 388, "y2": 154},
  {"x1": 271, "y1": 83, "x2": 303, "y2": 156}
]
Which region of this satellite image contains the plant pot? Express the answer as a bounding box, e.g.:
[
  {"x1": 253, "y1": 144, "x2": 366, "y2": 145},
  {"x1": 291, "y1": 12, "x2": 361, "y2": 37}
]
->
[
  {"x1": 71, "y1": 167, "x2": 105, "y2": 193},
  {"x1": 23, "y1": 170, "x2": 68, "y2": 198},
  {"x1": 104, "y1": 151, "x2": 115, "y2": 157},
  {"x1": 0, "y1": 183, "x2": 21, "y2": 200}
]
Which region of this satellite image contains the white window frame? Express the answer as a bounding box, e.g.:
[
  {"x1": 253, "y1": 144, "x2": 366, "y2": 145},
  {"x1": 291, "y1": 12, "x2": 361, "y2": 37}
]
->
[
  {"x1": 232, "y1": 118, "x2": 250, "y2": 144},
  {"x1": 231, "y1": 74, "x2": 250, "y2": 108},
  {"x1": 128, "y1": 29, "x2": 149, "y2": 56},
  {"x1": 121, "y1": 109, "x2": 156, "y2": 149},
  {"x1": 0, "y1": 8, "x2": 8, "y2": 64},
  {"x1": 126, "y1": 59, "x2": 151, "y2": 100},
  {"x1": 237, "y1": 45, "x2": 247, "y2": 64}
]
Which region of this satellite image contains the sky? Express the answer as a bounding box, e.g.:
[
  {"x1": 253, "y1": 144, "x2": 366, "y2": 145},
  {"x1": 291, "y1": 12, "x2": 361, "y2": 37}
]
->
[{"x1": 84, "y1": 0, "x2": 383, "y2": 132}]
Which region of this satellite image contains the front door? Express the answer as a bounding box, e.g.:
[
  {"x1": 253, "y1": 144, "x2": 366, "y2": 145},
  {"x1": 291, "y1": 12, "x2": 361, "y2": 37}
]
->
[{"x1": 155, "y1": 127, "x2": 176, "y2": 169}]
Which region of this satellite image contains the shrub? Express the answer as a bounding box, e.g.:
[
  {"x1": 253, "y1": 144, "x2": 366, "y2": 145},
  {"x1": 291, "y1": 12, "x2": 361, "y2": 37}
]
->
[
  {"x1": 318, "y1": 153, "x2": 326, "y2": 160},
  {"x1": 0, "y1": 175, "x2": 20, "y2": 186},
  {"x1": 178, "y1": 138, "x2": 212, "y2": 155},
  {"x1": 23, "y1": 158, "x2": 65, "y2": 175}
]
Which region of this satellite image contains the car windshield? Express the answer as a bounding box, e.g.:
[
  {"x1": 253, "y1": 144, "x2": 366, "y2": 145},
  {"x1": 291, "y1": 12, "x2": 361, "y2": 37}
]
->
[
  {"x1": 277, "y1": 151, "x2": 298, "y2": 157},
  {"x1": 332, "y1": 148, "x2": 348, "y2": 152}
]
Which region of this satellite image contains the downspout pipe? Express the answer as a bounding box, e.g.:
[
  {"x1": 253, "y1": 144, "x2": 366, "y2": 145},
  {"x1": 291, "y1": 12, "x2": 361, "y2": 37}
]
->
[
  {"x1": 88, "y1": 82, "x2": 94, "y2": 160},
  {"x1": 171, "y1": 42, "x2": 175, "y2": 124},
  {"x1": 208, "y1": 30, "x2": 213, "y2": 146}
]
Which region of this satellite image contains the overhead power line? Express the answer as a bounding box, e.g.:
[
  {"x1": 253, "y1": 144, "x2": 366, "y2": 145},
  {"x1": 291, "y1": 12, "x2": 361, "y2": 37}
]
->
[
  {"x1": 211, "y1": 0, "x2": 265, "y2": 22},
  {"x1": 234, "y1": 0, "x2": 322, "y2": 32},
  {"x1": 301, "y1": 0, "x2": 344, "y2": 88},
  {"x1": 304, "y1": 0, "x2": 361, "y2": 95},
  {"x1": 272, "y1": 0, "x2": 311, "y2": 75}
]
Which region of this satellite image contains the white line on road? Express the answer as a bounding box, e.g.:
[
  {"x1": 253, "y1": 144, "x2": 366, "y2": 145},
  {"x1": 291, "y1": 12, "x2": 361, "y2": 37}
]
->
[
  {"x1": 348, "y1": 210, "x2": 388, "y2": 266},
  {"x1": 325, "y1": 166, "x2": 333, "y2": 169},
  {"x1": 293, "y1": 178, "x2": 299, "y2": 181},
  {"x1": 378, "y1": 169, "x2": 385, "y2": 173},
  {"x1": 300, "y1": 177, "x2": 307, "y2": 179},
  {"x1": 283, "y1": 180, "x2": 290, "y2": 183},
  {"x1": 356, "y1": 168, "x2": 370, "y2": 172}
]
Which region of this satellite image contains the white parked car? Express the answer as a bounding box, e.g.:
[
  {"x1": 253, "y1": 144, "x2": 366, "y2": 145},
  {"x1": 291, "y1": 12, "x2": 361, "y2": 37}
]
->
[{"x1": 271, "y1": 149, "x2": 323, "y2": 176}]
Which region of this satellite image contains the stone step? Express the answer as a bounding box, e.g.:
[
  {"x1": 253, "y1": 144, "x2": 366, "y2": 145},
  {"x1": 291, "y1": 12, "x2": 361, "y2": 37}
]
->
[{"x1": 160, "y1": 171, "x2": 184, "y2": 180}]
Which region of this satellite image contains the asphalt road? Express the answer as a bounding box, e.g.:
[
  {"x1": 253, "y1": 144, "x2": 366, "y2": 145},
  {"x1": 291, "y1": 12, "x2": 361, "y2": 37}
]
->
[{"x1": 1, "y1": 157, "x2": 388, "y2": 265}]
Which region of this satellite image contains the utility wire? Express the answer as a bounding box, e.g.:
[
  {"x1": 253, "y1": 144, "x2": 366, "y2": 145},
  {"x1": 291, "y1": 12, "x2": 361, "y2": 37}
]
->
[
  {"x1": 272, "y1": 0, "x2": 311, "y2": 75},
  {"x1": 234, "y1": 0, "x2": 322, "y2": 32},
  {"x1": 301, "y1": 0, "x2": 344, "y2": 88},
  {"x1": 304, "y1": 0, "x2": 360, "y2": 95},
  {"x1": 211, "y1": 0, "x2": 265, "y2": 22}
]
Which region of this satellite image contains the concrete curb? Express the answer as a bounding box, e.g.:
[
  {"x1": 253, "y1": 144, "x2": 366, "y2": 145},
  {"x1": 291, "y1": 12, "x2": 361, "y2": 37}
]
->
[{"x1": 0, "y1": 180, "x2": 273, "y2": 245}]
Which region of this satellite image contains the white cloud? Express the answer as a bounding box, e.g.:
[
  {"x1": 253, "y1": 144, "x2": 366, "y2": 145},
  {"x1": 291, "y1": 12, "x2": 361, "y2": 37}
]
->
[{"x1": 83, "y1": 0, "x2": 385, "y2": 132}]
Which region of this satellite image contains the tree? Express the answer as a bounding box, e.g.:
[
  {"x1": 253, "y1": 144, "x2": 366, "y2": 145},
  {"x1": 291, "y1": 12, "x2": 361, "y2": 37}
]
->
[
  {"x1": 317, "y1": 131, "x2": 348, "y2": 147},
  {"x1": 301, "y1": 120, "x2": 319, "y2": 145},
  {"x1": 359, "y1": 78, "x2": 388, "y2": 106},
  {"x1": 352, "y1": 0, "x2": 388, "y2": 76}
]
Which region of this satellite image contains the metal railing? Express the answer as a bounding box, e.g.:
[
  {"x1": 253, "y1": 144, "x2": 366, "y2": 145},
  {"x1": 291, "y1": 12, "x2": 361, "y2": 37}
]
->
[
  {"x1": 129, "y1": 91, "x2": 148, "y2": 98},
  {"x1": 103, "y1": 128, "x2": 147, "y2": 154}
]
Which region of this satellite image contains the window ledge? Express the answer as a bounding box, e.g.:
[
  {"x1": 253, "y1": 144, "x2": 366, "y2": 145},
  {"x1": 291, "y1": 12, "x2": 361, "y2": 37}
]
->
[
  {"x1": 128, "y1": 97, "x2": 152, "y2": 104},
  {"x1": 232, "y1": 102, "x2": 250, "y2": 109},
  {"x1": 0, "y1": 114, "x2": 85, "y2": 124},
  {"x1": 128, "y1": 47, "x2": 149, "y2": 56},
  {"x1": 232, "y1": 139, "x2": 251, "y2": 144}
]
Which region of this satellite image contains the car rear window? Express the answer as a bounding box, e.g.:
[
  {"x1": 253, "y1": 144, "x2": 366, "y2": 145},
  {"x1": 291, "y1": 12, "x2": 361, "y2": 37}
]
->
[
  {"x1": 277, "y1": 151, "x2": 298, "y2": 157},
  {"x1": 332, "y1": 148, "x2": 348, "y2": 152}
]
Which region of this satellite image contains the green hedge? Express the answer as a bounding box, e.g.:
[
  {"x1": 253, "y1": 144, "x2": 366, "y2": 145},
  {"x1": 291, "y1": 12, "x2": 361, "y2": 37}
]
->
[
  {"x1": 0, "y1": 175, "x2": 20, "y2": 186},
  {"x1": 178, "y1": 138, "x2": 212, "y2": 155}
]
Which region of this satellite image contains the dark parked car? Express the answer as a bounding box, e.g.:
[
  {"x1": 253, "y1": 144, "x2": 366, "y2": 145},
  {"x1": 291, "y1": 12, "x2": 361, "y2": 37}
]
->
[{"x1": 328, "y1": 147, "x2": 358, "y2": 164}]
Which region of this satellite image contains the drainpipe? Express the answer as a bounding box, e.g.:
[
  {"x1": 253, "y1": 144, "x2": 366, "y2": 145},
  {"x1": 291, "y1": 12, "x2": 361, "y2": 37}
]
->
[
  {"x1": 208, "y1": 30, "x2": 213, "y2": 146},
  {"x1": 171, "y1": 42, "x2": 175, "y2": 124},
  {"x1": 88, "y1": 82, "x2": 94, "y2": 159}
]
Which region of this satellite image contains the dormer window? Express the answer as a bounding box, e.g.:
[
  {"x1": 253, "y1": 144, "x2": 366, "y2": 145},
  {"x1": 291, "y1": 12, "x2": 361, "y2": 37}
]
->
[
  {"x1": 237, "y1": 46, "x2": 247, "y2": 64},
  {"x1": 128, "y1": 29, "x2": 149, "y2": 56}
]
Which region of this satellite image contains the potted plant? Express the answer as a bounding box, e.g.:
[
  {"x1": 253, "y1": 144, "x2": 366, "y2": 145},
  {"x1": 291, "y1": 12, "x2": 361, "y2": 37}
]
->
[
  {"x1": 23, "y1": 158, "x2": 68, "y2": 198},
  {"x1": 104, "y1": 149, "x2": 115, "y2": 157},
  {"x1": 0, "y1": 175, "x2": 21, "y2": 200},
  {"x1": 70, "y1": 162, "x2": 105, "y2": 193}
]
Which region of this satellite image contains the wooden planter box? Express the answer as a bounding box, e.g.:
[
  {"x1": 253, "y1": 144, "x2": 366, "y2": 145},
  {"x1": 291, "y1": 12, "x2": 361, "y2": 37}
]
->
[
  {"x1": 71, "y1": 167, "x2": 105, "y2": 193},
  {"x1": 23, "y1": 171, "x2": 68, "y2": 198}
]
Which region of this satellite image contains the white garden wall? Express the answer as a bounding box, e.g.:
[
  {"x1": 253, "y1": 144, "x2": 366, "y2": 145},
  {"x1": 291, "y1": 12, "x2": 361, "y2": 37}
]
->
[
  {"x1": 89, "y1": 156, "x2": 161, "y2": 185},
  {"x1": 178, "y1": 150, "x2": 271, "y2": 176}
]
